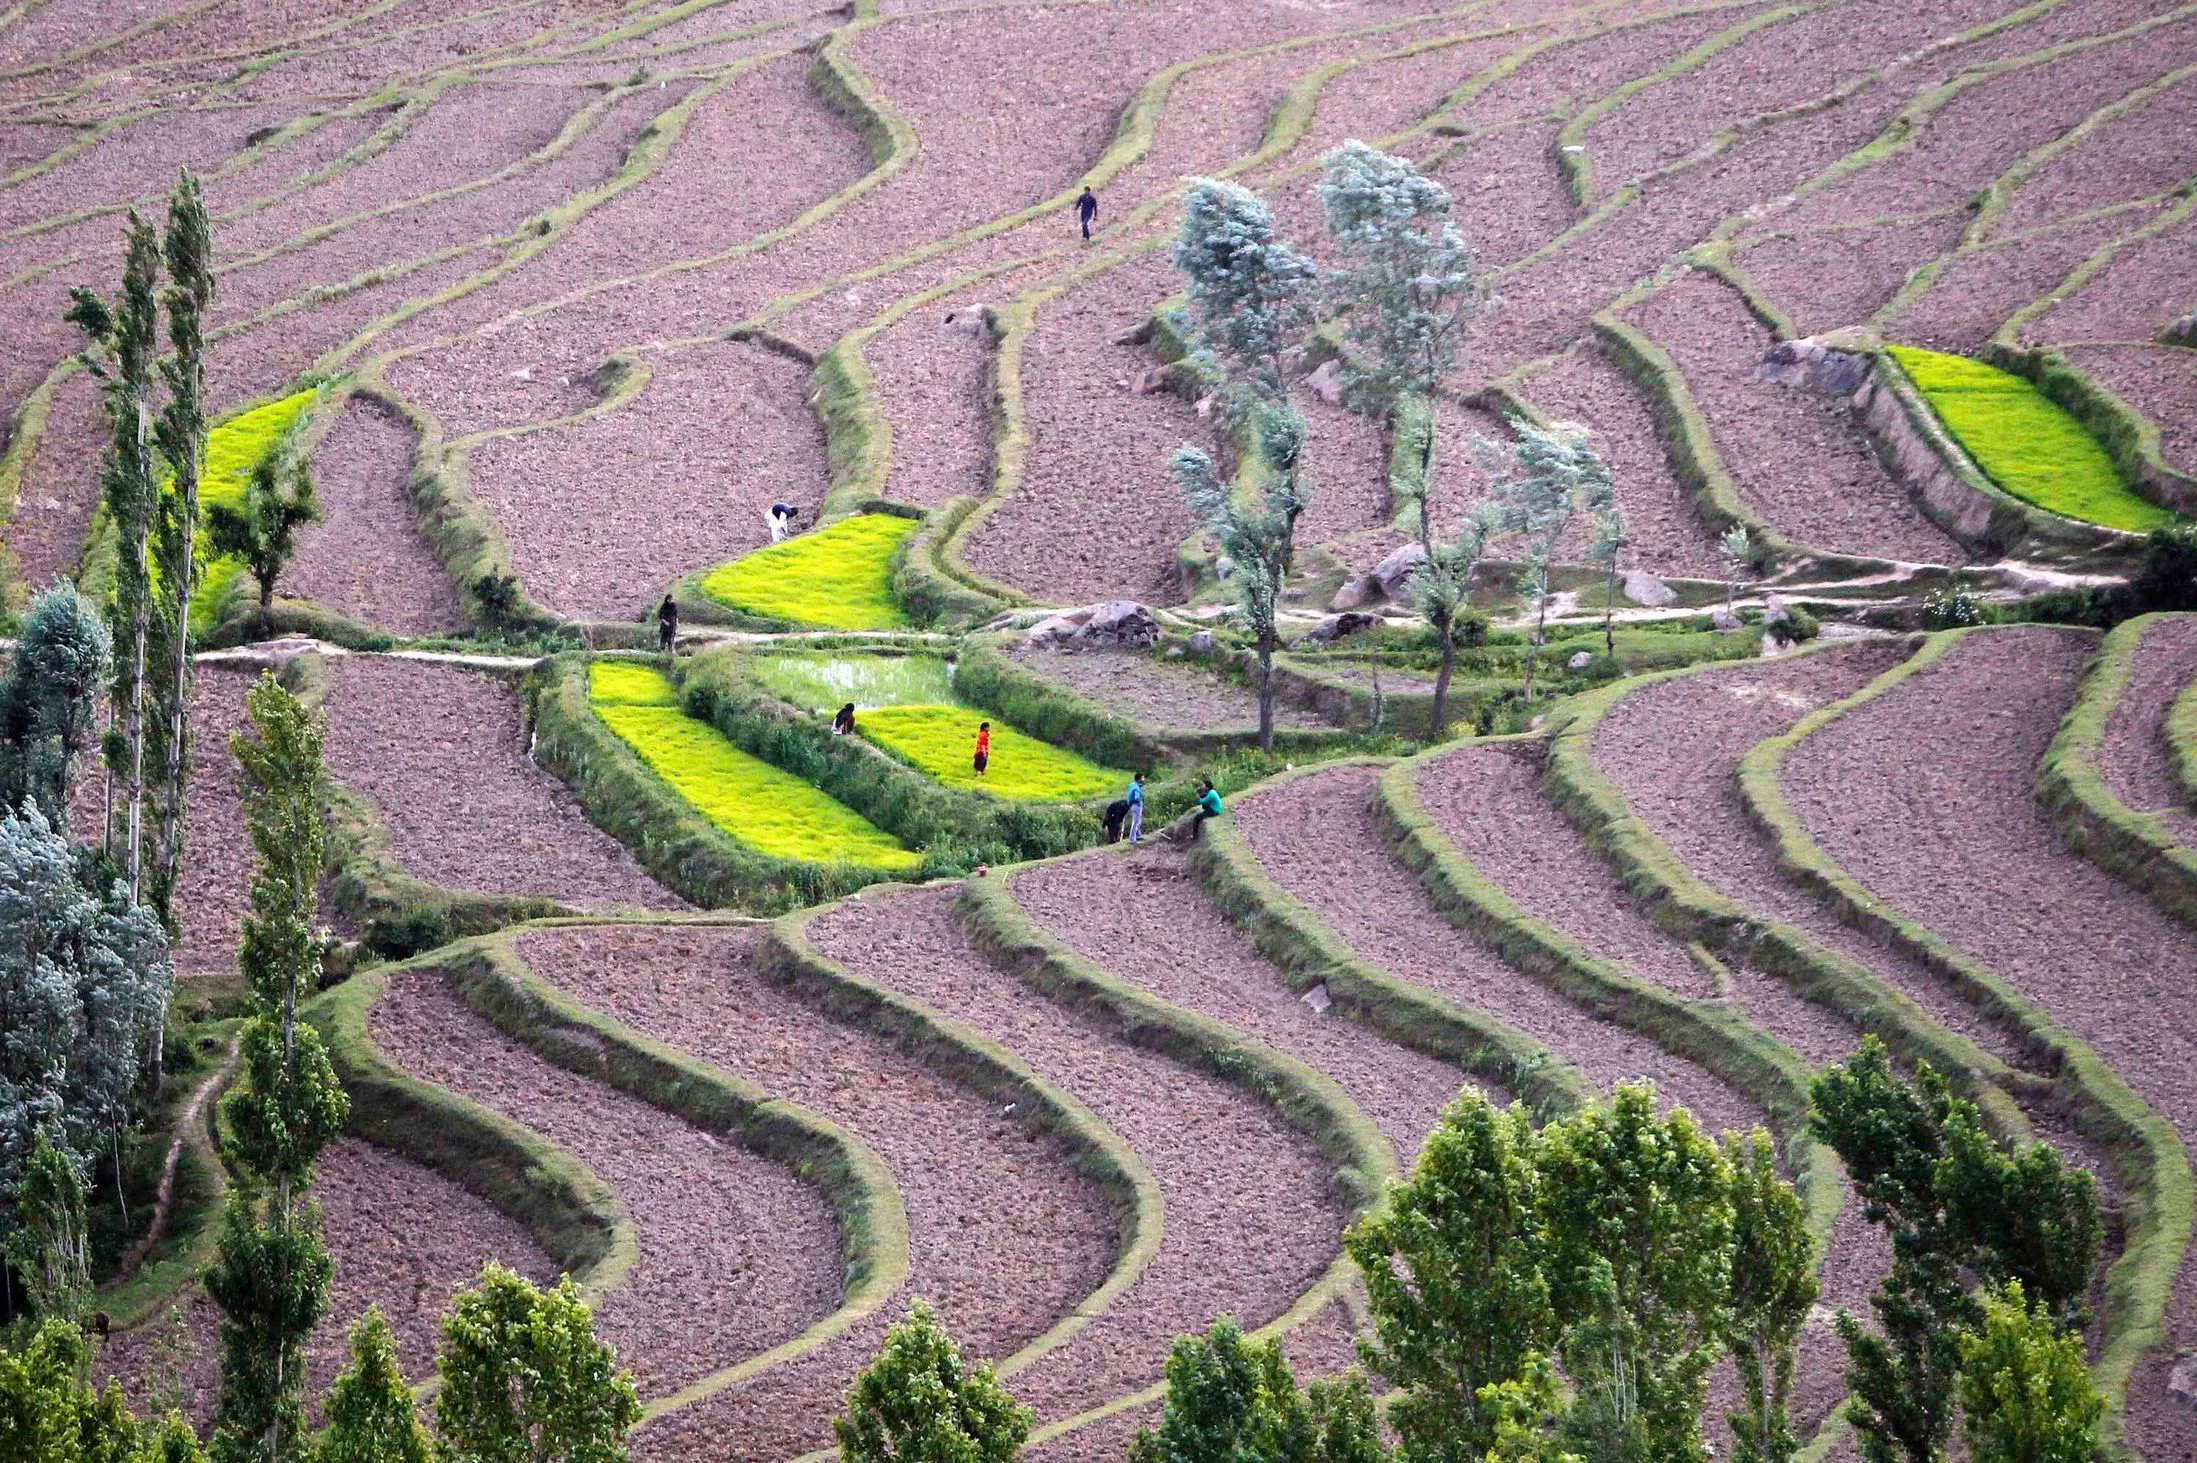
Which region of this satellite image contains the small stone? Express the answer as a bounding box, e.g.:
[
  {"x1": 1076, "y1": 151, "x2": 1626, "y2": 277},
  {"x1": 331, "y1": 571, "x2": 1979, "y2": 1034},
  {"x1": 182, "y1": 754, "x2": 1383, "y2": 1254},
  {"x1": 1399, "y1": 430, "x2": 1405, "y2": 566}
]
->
[
  {"x1": 1763, "y1": 593, "x2": 1790, "y2": 624},
  {"x1": 2168, "y1": 1355, "x2": 2197, "y2": 1406},
  {"x1": 1301, "y1": 982, "x2": 1332, "y2": 1014},
  {"x1": 1189, "y1": 631, "x2": 1215, "y2": 653},
  {"x1": 1567, "y1": 650, "x2": 1594, "y2": 671},
  {"x1": 1712, "y1": 608, "x2": 1743, "y2": 632},
  {"x1": 1622, "y1": 568, "x2": 1677, "y2": 607},
  {"x1": 1130, "y1": 365, "x2": 1170, "y2": 395}
]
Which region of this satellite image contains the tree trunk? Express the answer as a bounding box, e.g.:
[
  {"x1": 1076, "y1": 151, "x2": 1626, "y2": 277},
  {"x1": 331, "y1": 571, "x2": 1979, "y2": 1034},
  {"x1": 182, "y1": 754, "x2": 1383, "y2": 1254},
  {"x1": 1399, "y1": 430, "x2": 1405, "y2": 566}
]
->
[
  {"x1": 1603, "y1": 556, "x2": 1618, "y2": 658},
  {"x1": 1256, "y1": 630, "x2": 1275, "y2": 753},
  {"x1": 102, "y1": 700, "x2": 115, "y2": 862},
  {"x1": 1431, "y1": 620, "x2": 1455, "y2": 737},
  {"x1": 124, "y1": 396, "x2": 151, "y2": 903}
]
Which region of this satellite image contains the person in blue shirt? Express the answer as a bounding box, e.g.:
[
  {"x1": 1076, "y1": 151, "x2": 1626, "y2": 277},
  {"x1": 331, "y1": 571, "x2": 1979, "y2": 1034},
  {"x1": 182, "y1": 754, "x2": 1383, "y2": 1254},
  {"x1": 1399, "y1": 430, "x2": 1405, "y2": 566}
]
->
[
  {"x1": 1125, "y1": 771, "x2": 1147, "y2": 843},
  {"x1": 1075, "y1": 186, "x2": 1099, "y2": 240}
]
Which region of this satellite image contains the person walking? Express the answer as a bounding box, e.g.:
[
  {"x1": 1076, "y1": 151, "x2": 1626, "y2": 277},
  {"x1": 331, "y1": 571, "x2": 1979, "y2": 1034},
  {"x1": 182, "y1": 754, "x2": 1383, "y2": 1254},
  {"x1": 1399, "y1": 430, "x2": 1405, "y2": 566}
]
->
[
  {"x1": 972, "y1": 721, "x2": 992, "y2": 777},
  {"x1": 833, "y1": 702, "x2": 857, "y2": 736},
  {"x1": 1125, "y1": 771, "x2": 1146, "y2": 843},
  {"x1": 1075, "y1": 185, "x2": 1099, "y2": 241},
  {"x1": 657, "y1": 593, "x2": 678, "y2": 655}
]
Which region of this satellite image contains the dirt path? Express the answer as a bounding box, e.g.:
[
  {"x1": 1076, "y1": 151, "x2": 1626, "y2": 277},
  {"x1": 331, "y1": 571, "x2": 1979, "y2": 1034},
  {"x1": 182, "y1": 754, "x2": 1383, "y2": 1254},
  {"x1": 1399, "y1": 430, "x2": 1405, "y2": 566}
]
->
[
  {"x1": 513, "y1": 923, "x2": 1117, "y2": 1463},
  {"x1": 112, "y1": 1032, "x2": 241, "y2": 1284},
  {"x1": 1777, "y1": 625, "x2": 2197, "y2": 1463},
  {"x1": 370, "y1": 966, "x2": 844, "y2": 1401},
  {"x1": 808, "y1": 885, "x2": 1347, "y2": 1431}
]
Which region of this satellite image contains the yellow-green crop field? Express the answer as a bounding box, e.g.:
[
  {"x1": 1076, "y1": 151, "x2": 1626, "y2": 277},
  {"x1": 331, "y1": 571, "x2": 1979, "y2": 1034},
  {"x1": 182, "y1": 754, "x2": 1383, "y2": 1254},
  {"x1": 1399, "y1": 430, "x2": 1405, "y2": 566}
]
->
[
  {"x1": 858, "y1": 704, "x2": 1124, "y2": 802},
  {"x1": 1888, "y1": 346, "x2": 2176, "y2": 533},
  {"x1": 588, "y1": 662, "x2": 922, "y2": 870},
  {"x1": 698, "y1": 513, "x2": 917, "y2": 630},
  {"x1": 192, "y1": 389, "x2": 319, "y2": 630}
]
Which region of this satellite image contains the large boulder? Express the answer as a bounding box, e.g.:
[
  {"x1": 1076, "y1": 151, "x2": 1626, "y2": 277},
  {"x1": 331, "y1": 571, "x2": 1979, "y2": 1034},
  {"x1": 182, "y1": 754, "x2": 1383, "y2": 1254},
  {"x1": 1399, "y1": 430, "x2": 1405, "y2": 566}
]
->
[
  {"x1": 1302, "y1": 611, "x2": 1383, "y2": 645},
  {"x1": 2162, "y1": 313, "x2": 2197, "y2": 348},
  {"x1": 1622, "y1": 568, "x2": 1677, "y2": 607},
  {"x1": 1370, "y1": 541, "x2": 1428, "y2": 597},
  {"x1": 1306, "y1": 357, "x2": 1347, "y2": 406},
  {"x1": 1757, "y1": 336, "x2": 1872, "y2": 396},
  {"x1": 1023, "y1": 600, "x2": 1162, "y2": 650}
]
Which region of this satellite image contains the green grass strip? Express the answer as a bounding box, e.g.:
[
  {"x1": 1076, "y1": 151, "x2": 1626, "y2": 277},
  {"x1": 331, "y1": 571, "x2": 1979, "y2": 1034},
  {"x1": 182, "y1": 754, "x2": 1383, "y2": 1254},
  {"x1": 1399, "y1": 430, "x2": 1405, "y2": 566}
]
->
[
  {"x1": 587, "y1": 662, "x2": 923, "y2": 870},
  {"x1": 1888, "y1": 345, "x2": 2176, "y2": 533},
  {"x1": 2036, "y1": 613, "x2": 2197, "y2": 929},
  {"x1": 1185, "y1": 761, "x2": 1597, "y2": 1119},
  {"x1": 442, "y1": 933, "x2": 909, "y2": 1419},
  {"x1": 1735, "y1": 626, "x2": 2194, "y2": 1458},
  {"x1": 698, "y1": 513, "x2": 917, "y2": 630},
  {"x1": 857, "y1": 703, "x2": 1126, "y2": 802},
  {"x1": 2169, "y1": 674, "x2": 2197, "y2": 812},
  {"x1": 1371, "y1": 747, "x2": 1843, "y2": 1246}
]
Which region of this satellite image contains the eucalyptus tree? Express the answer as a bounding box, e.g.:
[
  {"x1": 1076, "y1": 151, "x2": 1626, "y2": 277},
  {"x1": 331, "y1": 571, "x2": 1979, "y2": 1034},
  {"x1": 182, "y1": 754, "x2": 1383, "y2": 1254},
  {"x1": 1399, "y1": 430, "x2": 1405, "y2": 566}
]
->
[
  {"x1": 0, "y1": 581, "x2": 112, "y2": 826},
  {"x1": 1477, "y1": 423, "x2": 1614, "y2": 701},
  {"x1": 1408, "y1": 502, "x2": 1500, "y2": 737},
  {"x1": 1175, "y1": 177, "x2": 1320, "y2": 410}
]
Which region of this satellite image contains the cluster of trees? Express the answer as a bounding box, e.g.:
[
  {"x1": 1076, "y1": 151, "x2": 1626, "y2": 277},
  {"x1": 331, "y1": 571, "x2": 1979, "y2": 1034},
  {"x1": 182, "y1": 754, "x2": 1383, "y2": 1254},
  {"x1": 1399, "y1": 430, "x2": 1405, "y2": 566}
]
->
[{"x1": 1170, "y1": 142, "x2": 1623, "y2": 743}]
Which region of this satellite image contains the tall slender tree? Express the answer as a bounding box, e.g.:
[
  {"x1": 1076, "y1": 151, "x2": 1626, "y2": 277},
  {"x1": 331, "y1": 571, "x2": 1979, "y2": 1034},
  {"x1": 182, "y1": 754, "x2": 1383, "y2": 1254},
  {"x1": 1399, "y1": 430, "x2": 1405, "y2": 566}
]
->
[
  {"x1": 66, "y1": 213, "x2": 162, "y2": 896},
  {"x1": 1721, "y1": 1129, "x2": 1818, "y2": 1463},
  {"x1": 1476, "y1": 423, "x2": 1614, "y2": 702},
  {"x1": 149, "y1": 170, "x2": 215, "y2": 932},
  {"x1": 1175, "y1": 178, "x2": 1320, "y2": 409},
  {"x1": 207, "y1": 674, "x2": 347, "y2": 1463},
  {"x1": 1408, "y1": 502, "x2": 1499, "y2": 738}
]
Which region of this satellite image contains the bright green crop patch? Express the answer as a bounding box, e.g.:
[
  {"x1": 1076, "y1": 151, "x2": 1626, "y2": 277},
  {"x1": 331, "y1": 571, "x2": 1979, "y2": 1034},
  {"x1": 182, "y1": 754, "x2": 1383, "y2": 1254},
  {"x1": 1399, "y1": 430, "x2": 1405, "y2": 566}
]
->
[
  {"x1": 1888, "y1": 345, "x2": 2177, "y2": 533},
  {"x1": 587, "y1": 664, "x2": 921, "y2": 869},
  {"x1": 191, "y1": 390, "x2": 319, "y2": 631},
  {"x1": 750, "y1": 652, "x2": 956, "y2": 711},
  {"x1": 698, "y1": 514, "x2": 917, "y2": 630},
  {"x1": 859, "y1": 705, "x2": 1125, "y2": 802}
]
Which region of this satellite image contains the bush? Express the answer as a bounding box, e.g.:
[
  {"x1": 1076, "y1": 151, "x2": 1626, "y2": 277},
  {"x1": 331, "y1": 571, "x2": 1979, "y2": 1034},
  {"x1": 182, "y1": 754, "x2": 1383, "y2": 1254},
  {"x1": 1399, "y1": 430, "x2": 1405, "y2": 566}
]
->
[
  {"x1": 836, "y1": 1300, "x2": 1030, "y2": 1463},
  {"x1": 1775, "y1": 607, "x2": 1820, "y2": 643},
  {"x1": 1922, "y1": 586, "x2": 1985, "y2": 630}
]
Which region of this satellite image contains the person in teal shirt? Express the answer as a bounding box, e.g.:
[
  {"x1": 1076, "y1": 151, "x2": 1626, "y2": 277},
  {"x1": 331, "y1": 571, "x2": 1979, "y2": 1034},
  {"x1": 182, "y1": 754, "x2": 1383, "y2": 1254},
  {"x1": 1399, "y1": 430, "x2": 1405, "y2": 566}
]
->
[
  {"x1": 1126, "y1": 771, "x2": 1147, "y2": 844},
  {"x1": 1190, "y1": 778, "x2": 1222, "y2": 840}
]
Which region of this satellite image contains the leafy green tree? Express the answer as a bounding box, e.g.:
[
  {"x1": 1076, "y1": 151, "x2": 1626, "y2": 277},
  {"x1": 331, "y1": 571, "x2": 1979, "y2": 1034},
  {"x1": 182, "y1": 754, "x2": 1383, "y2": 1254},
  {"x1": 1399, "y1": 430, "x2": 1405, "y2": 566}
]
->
[
  {"x1": 437, "y1": 1265, "x2": 641, "y2": 1463},
  {"x1": 836, "y1": 1298, "x2": 1029, "y2": 1463},
  {"x1": 1721, "y1": 1129, "x2": 1818, "y2": 1463},
  {"x1": 1176, "y1": 403, "x2": 1312, "y2": 752},
  {"x1": 207, "y1": 442, "x2": 318, "y2": 629},
  {"x1": 320, "y1": 1308, "x2": 431, "y2": 1463},
  {"x1": 1538, "y1": 1083, "x2": 1733, "y2": 1463},
  {"x1": 147, "y1": 168, "x2": 216, "y2": 939},
  {"x1": 7, "y1": 1129, "x2": 92, "y2": 1321},
  {"x1": 1304, "y1": 1371, "x2": 1389, "y2": 1463},
  {"x1": 1479, "y1": 1354, "x2": 1582, "y2": 1463},
  {"x1": 0, "y1": 802, "x2": 171, "y2": 1234},
  {"x1": 1347, "y1": 1089, "x2": 1552, "y2": 1463},
  {"x1": 0, "y1": 580, "x2": 112, "y2": 826},
  {"x1": 67, "y1": 212, "x2": 162, "y2": 897},
  {"x1": 1318, "y1": 140, "x2": 1480, "y2": 424},
  {"x1": 1174, "y1": 179, "x2": 1320, "y2": 407},
  {"x1": 1408, "y1": 504, "x2": 1500, "y2": 737},
  {"x1": 1809, "y1": 1039, "x2": 2101, "y2": 1463},
  {"x1": 0, "y1": 1316, "x2": 174, "y2": 1463},
  {"x1": 140, "y1": 1413, "x2": 213, "y2": 1463},
  {"x1": 1477, "y1": 424, "x2": 1614, "y2": 701},
  {"x1": 209, "y1": 675, "x2": 348, "y2": 1463},
  {"x1": 1957, "y1": 1282, "x2": 2100, "y2": 1463},
  {"x1": 1133, "y1": 1317, "x2": 1389, "y2": 1463}
]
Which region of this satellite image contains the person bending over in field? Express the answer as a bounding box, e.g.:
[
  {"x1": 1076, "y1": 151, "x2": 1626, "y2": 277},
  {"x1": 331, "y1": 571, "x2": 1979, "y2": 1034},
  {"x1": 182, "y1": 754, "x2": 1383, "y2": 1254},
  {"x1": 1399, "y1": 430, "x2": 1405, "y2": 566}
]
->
[
  {"x1": 657, "y1": 594, "x2": 678, "y2": 654},
  {"x1": 973, "y1": 721, "x2": 991, "y2": 777},
  {"x1": 833, "y1": 702, "x2": 857, "y2": 736},
  {"x1": 768, "y1": 501, "x2": 798, "y2": 542},
  {"x1": 1103, "y1": 798, "x2": 1130, "y2": 843},
  {"x1": 1076, "y1": 186, "x2": 1099, "y2": 241}
]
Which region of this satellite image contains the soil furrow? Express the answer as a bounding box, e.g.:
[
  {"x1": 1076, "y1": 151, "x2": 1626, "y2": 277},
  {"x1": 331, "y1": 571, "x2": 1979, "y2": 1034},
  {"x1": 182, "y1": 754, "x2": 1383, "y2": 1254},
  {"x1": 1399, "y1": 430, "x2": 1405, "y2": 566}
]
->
[
  {"x1": 808, "y1": 883, "x2": 1347, "y2": 1428},
  {"x1": 514, "y1": 921, "x2": 1121, "y2": 1463},
  {"x1": 370, "y1": 962, "x2": 846, "y2": 1400},
  {"x1": 1776, "y1": 626, "x2": 2197, "y2": 1462},
  {"x1": 2098, "y1": 615, "x2": 2197, "y2": 834}
]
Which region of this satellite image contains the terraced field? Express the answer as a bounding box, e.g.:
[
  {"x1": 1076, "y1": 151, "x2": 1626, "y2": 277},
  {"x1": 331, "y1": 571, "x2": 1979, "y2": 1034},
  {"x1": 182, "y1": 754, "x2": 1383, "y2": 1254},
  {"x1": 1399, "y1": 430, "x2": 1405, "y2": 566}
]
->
[{"x1": 11, "y1": 0, "x2": 2197, "y2": 1457}]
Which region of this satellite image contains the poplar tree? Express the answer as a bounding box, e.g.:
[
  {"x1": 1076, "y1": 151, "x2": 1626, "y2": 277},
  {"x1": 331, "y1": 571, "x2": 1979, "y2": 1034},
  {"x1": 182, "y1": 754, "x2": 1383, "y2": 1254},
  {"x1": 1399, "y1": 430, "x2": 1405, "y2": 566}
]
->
[
  {"x1": 1476, "y1": 424, "x2": 1614, "y2": 701},
  {"x1": 1721, "y1": 1129, "x2": 1818, "y2": 1463},
  {"x1": 321, "y1": 1309, "x2": 432, "y2": 1463},
  {"x1": 149, "y1": 170, "x2": 215, "y2": 930},
  {"x1": 1408, "y1": 503, "x2": 1500, "y2": 737},
  {"x1": 207, "y1": 674, "x2": 347, "y2": 1463},
  {"x1": 66, "y1": 213, "x2": 162, "y2": 896}
]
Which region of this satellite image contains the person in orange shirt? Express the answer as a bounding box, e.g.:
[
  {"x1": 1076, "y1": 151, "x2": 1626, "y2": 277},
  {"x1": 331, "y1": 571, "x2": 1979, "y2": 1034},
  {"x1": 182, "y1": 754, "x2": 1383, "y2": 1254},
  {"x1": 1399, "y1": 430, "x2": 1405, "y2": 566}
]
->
[{"x1": 973, "y1": 721, "x2": 991, "y2": 777}]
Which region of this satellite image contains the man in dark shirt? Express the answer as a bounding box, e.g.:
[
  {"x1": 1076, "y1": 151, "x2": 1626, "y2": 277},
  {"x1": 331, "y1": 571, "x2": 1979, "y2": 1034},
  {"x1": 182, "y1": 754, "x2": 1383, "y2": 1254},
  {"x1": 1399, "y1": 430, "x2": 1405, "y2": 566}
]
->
[
  {"x1": 657, "y1": 594, "x2": 678, "y2": 654},
  {"x1": 1075, "y1": 186, "x2": 1099, "y2": 241}
]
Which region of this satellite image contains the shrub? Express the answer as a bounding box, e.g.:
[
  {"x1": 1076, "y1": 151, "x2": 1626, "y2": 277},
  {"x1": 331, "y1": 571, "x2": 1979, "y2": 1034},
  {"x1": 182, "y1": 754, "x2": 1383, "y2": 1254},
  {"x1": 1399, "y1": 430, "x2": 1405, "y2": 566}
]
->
[
  {"x1": 835, "y1": 1300, "x2": 1030, "y2": 1463},
  {"x1": 859, "y1": 705, "x2": 1125, "y2": 802},
  {"x1": 1922, "y1": 586, "x2": 1985, "y2": 630},
  {"x1": 436, "y1": 1266, "x2": 640, "y2": 1463},
  {"x1": 1958, "y1": 1282, "x2": 2102, "y2": 1463},
  {"x1": 586, "y1": 664, "x2": 921, "y2": 870},
  {"x1": 698, "y1": 514, "x2": 918, "y2": 630},
  {"x1": 1888, "y1": 346, "x2": 2175, "y2": 533}
]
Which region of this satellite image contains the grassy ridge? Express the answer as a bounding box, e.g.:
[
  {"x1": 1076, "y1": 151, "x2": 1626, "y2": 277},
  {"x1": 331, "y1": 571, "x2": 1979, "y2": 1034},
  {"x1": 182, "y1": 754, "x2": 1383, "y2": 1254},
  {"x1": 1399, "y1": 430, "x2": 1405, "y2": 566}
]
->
[
  {"x1": 859, "y1": 703, "x2": 1126, "y2": 802},
  {"x1": 587, "y1": 662, "x2": 923, "y2": 870},
  {"x1": 698, "y1": 513, "x2": 917, "y2": 629},
  {"x1": 1889, "y1": 346, "x2": 2175, "y2": 533}
]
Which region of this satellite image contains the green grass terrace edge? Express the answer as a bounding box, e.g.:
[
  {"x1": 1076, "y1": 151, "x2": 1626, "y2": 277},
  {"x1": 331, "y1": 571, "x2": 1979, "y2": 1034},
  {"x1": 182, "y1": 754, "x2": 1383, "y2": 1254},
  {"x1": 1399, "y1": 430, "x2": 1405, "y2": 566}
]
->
[
  {"x1": 526, "y1": 653, "x2": 919, "y2": 912},
  {"x1": 1371, "y1": 744, "x2": 1844, "y2": 1249},
  {"x1": 439, "y1": 930, "x2": 909, "y2": 1419},
  {"x1": 1183, "y1": 759, "x2": 1597, "y2": 1121},
  {"x1": 282, "y1": 652, "x2": 574, "y2": 956},
  {"x1": 1538, "y1": 642, "x2": 2040, "y2": 1134},
  {"x1": 754, "y1": 902, "x2": 1162, "y2": 1380},
  {"x1": 1982, "y1": 343, "x2": 2197, "y2": 519},
  {"x1": 2036, "y1": 614, "x2": 2197, "y2": 928},
  {"x1": 2169, "y1": 674, "x2": 2197, "y2": 812},
  {"x1": 304, "y1": 959, "x2": 636, "y2": 1314},
  {"x1": 1733, "y1": 626, "x2": 2194, "y2": 1455}
]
